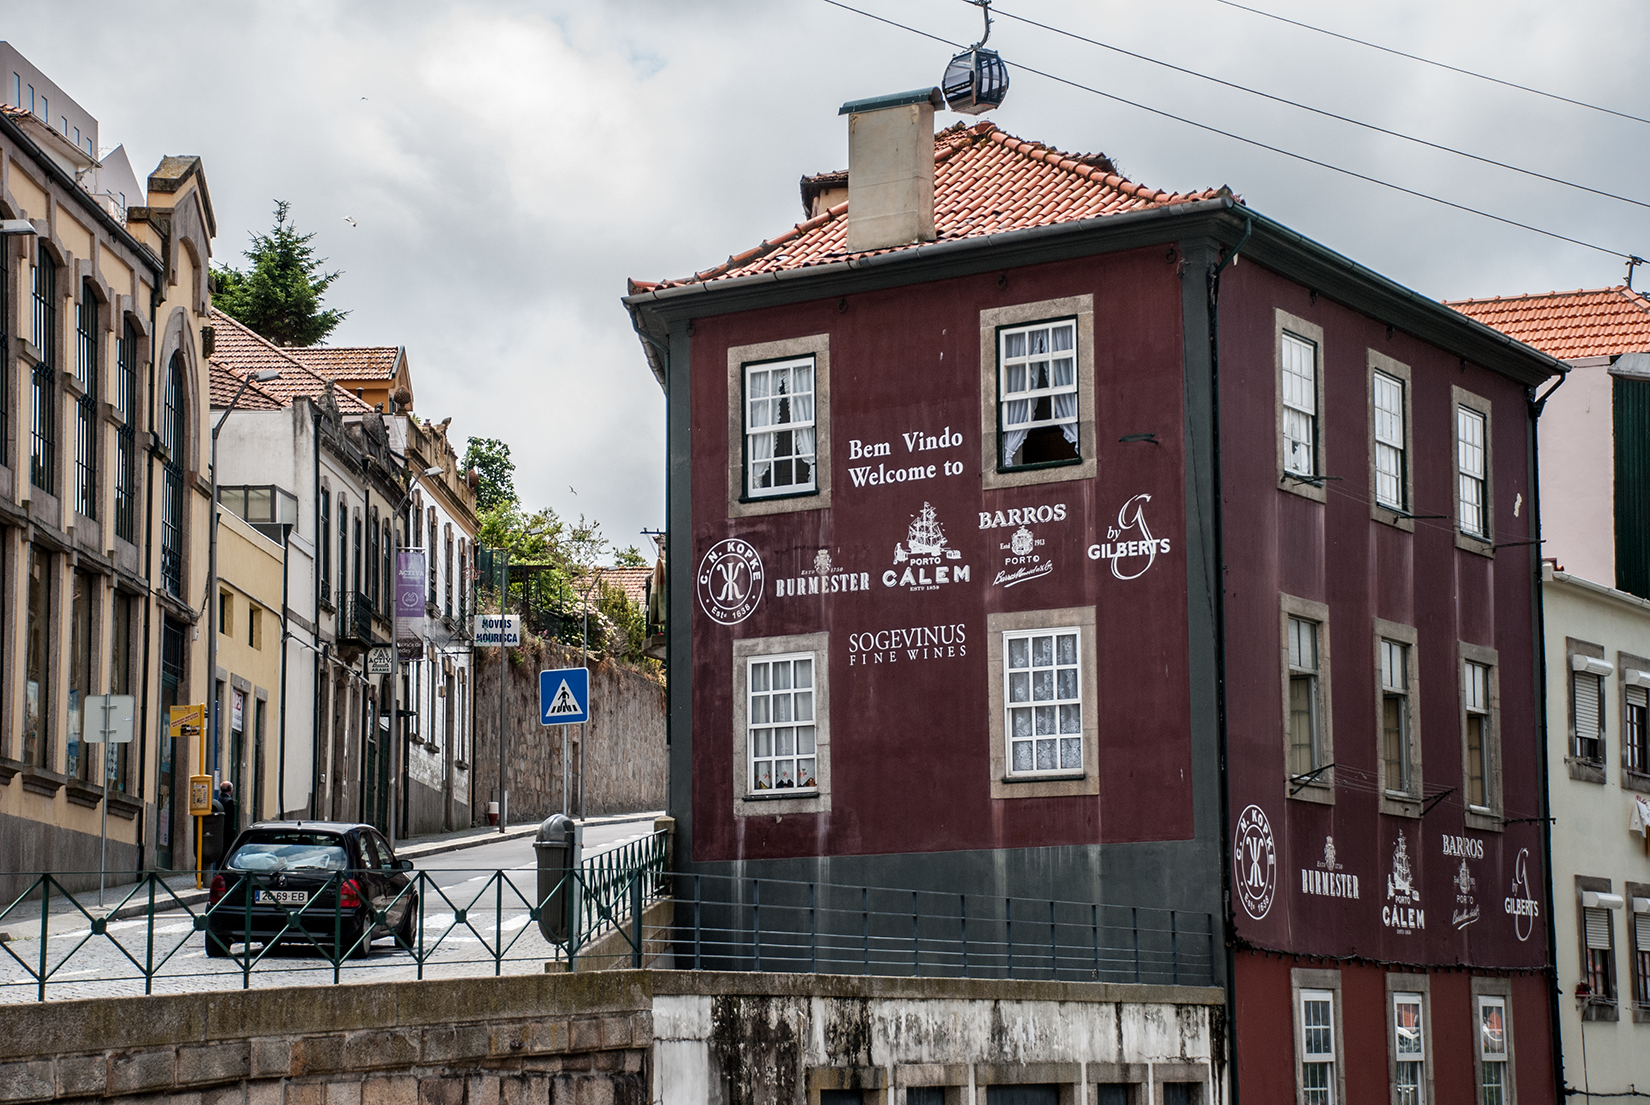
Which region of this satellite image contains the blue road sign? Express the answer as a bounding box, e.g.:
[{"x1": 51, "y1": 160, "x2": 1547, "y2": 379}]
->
[{"x1": 540, "y1": 667, "x2": 590, "y2": 726}]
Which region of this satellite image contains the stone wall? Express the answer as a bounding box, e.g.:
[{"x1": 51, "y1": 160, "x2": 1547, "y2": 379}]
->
[
  {"x1": 471, "y1": 641, "x2": 665, "y2": 824},
  {"x1": 0, "y1": 811, "x2": 143, "y2": 902}
]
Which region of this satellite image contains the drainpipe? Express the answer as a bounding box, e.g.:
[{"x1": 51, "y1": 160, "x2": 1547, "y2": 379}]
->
[
  {"x1": 1208, "y1": 213, "x2": 1250, "y2": 1105},
  {"x1": 310, "y1": 403, "x2": 323, "y2": 820},
  {"x1": 276, "y1": 518, "x2": 290, "y2": 818},
  {"x1": 1528, "y1": 368, "x2": 1568, "y2": 1104}
]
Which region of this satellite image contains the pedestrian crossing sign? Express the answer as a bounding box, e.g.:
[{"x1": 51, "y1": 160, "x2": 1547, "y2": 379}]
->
[{"x1": 540, "y1": 667, "x2": 590, "y2": 726}]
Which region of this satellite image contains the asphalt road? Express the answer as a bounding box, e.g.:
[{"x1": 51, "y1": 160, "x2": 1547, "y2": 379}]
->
[{"x1": 0, "y1": 816, "x2": 660, "y2": 1003}]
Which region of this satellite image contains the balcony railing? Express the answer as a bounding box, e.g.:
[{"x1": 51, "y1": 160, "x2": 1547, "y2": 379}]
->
[{"x1": 337, "y1": 590, "x2": 376, "y2": 646}]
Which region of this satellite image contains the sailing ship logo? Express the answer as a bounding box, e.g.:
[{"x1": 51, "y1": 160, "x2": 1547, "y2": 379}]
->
[
  {"x1": 1383, "y1": 831, "x2": 1425, "y2": 934},
  {"x1": 884, "y1": 503, "x2": 972, "y2": 592}
]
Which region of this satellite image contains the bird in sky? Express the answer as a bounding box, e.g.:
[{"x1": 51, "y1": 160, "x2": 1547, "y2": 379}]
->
[
  {"x1": 342, "y1": 216, "x2": 358, "y2": 227},
  {"x1": 569, "y1": 486, "x2": 578, "y2": 495}
]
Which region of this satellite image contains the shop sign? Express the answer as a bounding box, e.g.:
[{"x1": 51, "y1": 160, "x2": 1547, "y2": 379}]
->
[
  {"x1": 697, "y1": 538, "x2": 765, "y2": 625},
  {"x1": 773, "y1": 549, "x2": 871, "y2": 599},
  {"x1": 882, "y1": 503, "x2": 971, "y2": 591},
  {"x1": 1233, "y1": 805, "x2": 1277, "y2": 920},
  {"x1": 847, "y1": 622, "x2": 968, "y2": 666},
  {"x1": 1383, "y1": 832, "x2": 1425, "y2": 934},
  {"x1": 1504, "y1": 848, "x2": 1540, "y2": 941},
  {"x1": 1301, "y1": 835, "x2": 1359, "y2": 899},
  {"x1": 1087, "y1": 493, "x2": 1171, "y2": 580}
]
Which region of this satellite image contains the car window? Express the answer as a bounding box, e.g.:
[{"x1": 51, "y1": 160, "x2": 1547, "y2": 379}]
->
[
  {"x1": 367, "y1": 832, "x2": 398, "y2": 870},
  {"x1": 226, "y1": 833, "x2": 348, "y2": 872}
]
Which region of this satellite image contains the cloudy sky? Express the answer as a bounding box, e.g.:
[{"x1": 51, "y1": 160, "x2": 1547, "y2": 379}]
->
[{"x1": 8, "y1": 1, "x2": 1647, "y2": 554}]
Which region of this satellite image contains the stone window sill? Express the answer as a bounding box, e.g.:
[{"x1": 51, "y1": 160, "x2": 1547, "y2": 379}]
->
[
  {"x1": 65, "y1": 780, "x2": 104, "y2": 809},
  {"x1": 1582, "y1": 1000, "x2": 1619, "y2": 1022},
  {"x1": 20, "y1": 767, "x2": 66, "y2": 798},
  {"x1": 1288, "y1": 780, "x2": 1335, "y2": 806},
  {"x1": 1623, "y1": 769, "x2": 1650, "y2": 795},
  {"x1": 1567, "y1": 757, "x2": 1607, "y2": 784},
  {"x1": 107, "y1": 792, "x2": 142, "y2": 820},
  {"x1": 0, "y1": 757, "x2": 20, "y2": 785}
]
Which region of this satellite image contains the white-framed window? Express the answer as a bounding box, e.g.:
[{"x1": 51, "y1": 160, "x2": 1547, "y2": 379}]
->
[
  {"x1": 746, "y1": 652, "x2": 818, "y2": 792},
  {"x1": 744, "y1": 356, "x2": 816, "y2": 498},
  {"x1": 1373, "y1": 370, "x2": 1406, "y2": 510},
  {"x1": 1465, "y1": 660, "x2": 1492, "y2": 808},
  {"x1": 1584, "y1": 901, "x2": 1617, "y2": 1007},
  {"x1": 1003, "y1": 626, "x2": 1082, "y2": 775},
  {"x1": 1572, "y1": 667, "x2": 1605, "y2": 765},
  {"x1": 1477, "y1": 996, "x2": 1509, "y2": 1105},
  {"x1": 1457, "y1": 405, "x2": 1488, "y2": 538},
  {"x1": 997, "y1": 318, "x2": 1079, "y2": 470},
  {"x1": 1282, "y1": 331, "x2": 1319, "y2": 476},
  {"x1": 1300, "y1": 988, "x2": 1336, "y2": 1104},
  {"x1": 1393, "y1": 992, "x2": 1426, "y2": 1105},
  {"x1": 1289, "y1": 615, "x2": 1323, "y2": 778},
  {"x1": 1382, "y1": 639, "x2": 1413, "y2": 797}
]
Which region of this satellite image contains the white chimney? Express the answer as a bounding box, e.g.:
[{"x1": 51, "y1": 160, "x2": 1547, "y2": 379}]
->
[{"x1": 840, "y1": 88, "x2": 943, "y2": 254}]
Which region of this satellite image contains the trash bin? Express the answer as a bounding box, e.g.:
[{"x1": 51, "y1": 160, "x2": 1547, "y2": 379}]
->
[{"x1": 534, "y1": 814, "x2": 580, "y2": 944}]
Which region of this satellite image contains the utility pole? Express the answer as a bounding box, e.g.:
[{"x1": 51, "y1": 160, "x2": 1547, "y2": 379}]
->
[{"x1": 496, "y1": 547, "x2": 508, "y2": 833}]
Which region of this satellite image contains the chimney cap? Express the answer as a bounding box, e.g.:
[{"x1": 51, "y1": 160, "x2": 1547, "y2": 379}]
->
[{"x1": 839, "y1": 87, "x2": 944, "y2": 116}]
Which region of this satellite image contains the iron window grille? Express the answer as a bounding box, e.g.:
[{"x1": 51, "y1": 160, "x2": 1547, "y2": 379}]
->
[
  {"x1": 427, "y1": 513, "x2": 438, "y2": 605},
  {"x1": 1381, "y1": 639, "x2": 1413, "y2": 797},
  {"x1": 744, "y1": 356, "x2": 816, "y2": 497},
  {"x1": 1288, "y1": 617, "x2": 1323, "y2": 777},
  {"x1": 160, "y1": 354, "x2": 186, "y2": 597},
  {"x1": 1281, "y1": 331, "x2": 1319, "y2": 477},
  {"x1": 319, "y1": 487, "x2": 331, "y2": 602},
  {"x1": 337, "y1": 497, "x2": 348, "y2": 606},
  {"x1": 74, "y1": 282, "x2": 97, "y2": 519},
  {"x1": 998, "y1": 319, "x2": 1079, "y2": 470},
  {"x1": 1465, "y1": 660, "x2": 1492, "y2": 808},
  {"x1": 1003, "y1": 627, "x2": 1083, "y2": 775},
  {"x1": 1373, "y1": 370, "x2": 1406, "y2": 510},
  {"x1": 444, "y1": 529, "x2": 453, "y2": 619},
  {"x1": 1457, "y1": 406, "x2": 1488, "y2": 537},
  {"x1": 31, "y1": 251, "x2": 56, "y2": 494},
  {"x1": 114, "y1": 321, "x2": 137, "y2": 542},
  {"x1": 747, "y1": 652, "x2": 817, "y2": 792}
]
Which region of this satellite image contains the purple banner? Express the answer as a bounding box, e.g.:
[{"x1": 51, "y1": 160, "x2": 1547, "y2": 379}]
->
[{"x1": 397, "y1": 549, "x2": 426, "y2": 637}]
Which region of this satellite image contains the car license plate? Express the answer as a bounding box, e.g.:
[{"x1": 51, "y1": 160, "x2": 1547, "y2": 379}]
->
[{"x1": 254, "y1": 890, "x2": 308, "y2": 905}]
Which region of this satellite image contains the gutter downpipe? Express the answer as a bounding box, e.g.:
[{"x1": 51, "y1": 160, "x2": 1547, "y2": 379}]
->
[
  {"x1": 1528, "y1": 368, "x2": 1568, "y2": 1103},
  {"x1": 310, "y1": 404, "x2": 323, "y2": 820},
  {"x1": 1209, "y1": 210, "x2": 1250, "y2": 1105},
  {"x1": 276, "y1": 517, "x2": 290, "y2": 818}
]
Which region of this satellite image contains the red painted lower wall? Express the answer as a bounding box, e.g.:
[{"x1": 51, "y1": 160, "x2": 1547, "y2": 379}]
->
[{"x1": 1234, "y1": 951, "x2": 1555, "y2": 1103}]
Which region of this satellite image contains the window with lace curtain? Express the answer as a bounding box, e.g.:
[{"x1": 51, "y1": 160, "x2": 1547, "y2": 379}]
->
[
  {"x1": 743, "y1": 356, "x2": 815, "y2": 498},
  {"x1": 997, "y1": 318, "x2": 1078, "y2": 470}
]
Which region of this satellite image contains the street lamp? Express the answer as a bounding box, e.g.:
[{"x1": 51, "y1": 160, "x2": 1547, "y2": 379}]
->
[{"x1": 206, "y1": 369, "x2": 280, "y2": 802}]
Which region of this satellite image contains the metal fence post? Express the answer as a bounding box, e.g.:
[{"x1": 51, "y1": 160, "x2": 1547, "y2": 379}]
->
[
  {"x1": 1132, "y1": 906, "x2": 1140, "y2": 983},
  {"x1": 808, "y1": 883, "x2": 817, "y2": 974},
  {"x1": 37, "y1": 876, "x2": 51, "y2": 1002},
  {"x1": 752, "y1": 879, "x2": 761, "y2": 973},
  {"x1": 1005, "y1": 897, "x2": 1013, "y2": 980},
  {"x1": 960, "y1": 894, "x2": 968, "y2": 978},
  {"x1": 693, "y1": 874, "x2": 702, "y2": 970},
  {"x1": 861, "y1": 887, "x2": 869, "y2": 975},
  {"x1": 1171, "y1": 910, "x2": 1179, "y2": 986},
  {"x1": 631, "y1": 871, "x2": 644, "y2": 969},
  {"x1": 912, "y1": 891, "x2": 920, "y2": 977},
  {"x1": 144, "y1": 874, "x2": 157, "y2": 996},
  {"x1": 1091, "y1": 903, "x2": 1099, "y2": 980}
]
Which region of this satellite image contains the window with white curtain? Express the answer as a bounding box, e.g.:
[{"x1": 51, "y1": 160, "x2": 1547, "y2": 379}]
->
[
  {"x1": 1477, "y1": 996, "x2": 1508, "y2": 1105},
  {"x1": 1458, "y1": 405, "x2": 1488, "y2": 537},
  {"x1": 745, "y1": 356, "x2": 816, "y2": 497},
  {"x1": 1281, "y1": 331, "x2": 1319, "y2": 476},
  {"x1": 1003, "y1": 626, "x2": 1082, "y2": 775},
  {"x1": 747, "y1": 652, "x2": 817, "y2": 792},
  {"x1": 1300, "y1": 989, "x2": 1336, "y2": 1104},
  {"x1": 1373, "y1": 370, "x2": 1406, "y2": 509},
  {"x1": 998, "y1": 318, "x2": 1078, "y2": 469}
]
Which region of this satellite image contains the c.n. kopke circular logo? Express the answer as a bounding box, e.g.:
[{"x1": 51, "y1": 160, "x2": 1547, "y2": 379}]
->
[
  {"x1": 1233, "y1": 804, "x2": 1277, "y2": 920},
  {"x1": 697, "y1": 538, "x2": 765, "y2": 625}
]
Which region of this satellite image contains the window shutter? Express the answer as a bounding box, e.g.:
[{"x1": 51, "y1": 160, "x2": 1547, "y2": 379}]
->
[
  {"x1": 1637, "y1": 915, "x2": 1650, "y2": 954},
  {"x1": 1586, "y1": 907, "x2": 1612, "y2": 950},
  {"x1": 1576, "y1": 673, "x2": 1601, "y2": 736},
  {"x1": 1630, "y1": 685, "x2": 1648, "y2": 711}
]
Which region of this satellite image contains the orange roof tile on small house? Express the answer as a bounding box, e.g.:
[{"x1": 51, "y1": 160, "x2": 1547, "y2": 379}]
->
[
  {"x1": 208, "y1": 361, "x2": 283, "y2": 411},
  {"x1": 209, "y1": 309, "x2": 374, "y2": 414},
  {"x1": 629, "y1": 122, "x2": 1229, "y2": 292},
  {"x1": 286, "y1": 345, "x2": 402, "y2": 381},
  {"x1": 591, "y1": 567, "x2": 652, "y2": 607},
  {"x1": 1445, "y1": 286, "x2": 1650, "y2": 362}
]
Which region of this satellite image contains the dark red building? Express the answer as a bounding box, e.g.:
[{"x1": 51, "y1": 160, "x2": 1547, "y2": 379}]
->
[{"x1": 627, "y1": 91, "x2": 1563, "y2": 1103}]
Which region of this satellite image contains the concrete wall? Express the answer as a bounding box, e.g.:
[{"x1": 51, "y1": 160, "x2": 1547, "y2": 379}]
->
[
  {"x1": 0, "y1": 970, "x2": 1224, "y2": 1105},
  {"x1": 472, "y1": 639, "x2": 665, "y2": 824},
  {"x1": 1539, "y1": 360, "x2": 1616, "y2": 587}
]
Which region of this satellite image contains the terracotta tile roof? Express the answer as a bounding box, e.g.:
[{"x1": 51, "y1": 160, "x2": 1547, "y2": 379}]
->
[
  {"x1": 592, "y1": 567, "x2": 652, "y2": 606},
  {"x1": 630, "y1": 122, "x2": 1228, "y2": 291},
  {"x1": 286, "y1": 345, "x2": 401, "y2": 381},
  {"x1": 1445, "y1": 286, "x2": 1650, "y2": 361},
  {"x1": 208, "y1": 362, "x2": 283, "y2": 410},
  {"x1": 209, "y1": 309, "x2": 374, "y2": 414}
]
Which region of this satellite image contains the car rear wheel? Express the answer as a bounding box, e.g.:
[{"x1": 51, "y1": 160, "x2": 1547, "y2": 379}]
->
[
  {"x1": 206, "y1": 934, "x2": 234, "y2": 959},
  {"x1": 394, "y1": 898, "x2": 417, "y2": 950}
]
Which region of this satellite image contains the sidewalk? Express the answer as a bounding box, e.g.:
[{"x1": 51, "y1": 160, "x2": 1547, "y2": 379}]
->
[{"x1": 0, "y1": 810, "x2": 663, "y2": 941}]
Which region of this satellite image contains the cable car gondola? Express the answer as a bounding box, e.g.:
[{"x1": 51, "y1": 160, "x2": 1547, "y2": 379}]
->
[{"x1": 941, "y1": 1, "x2": 1009, "y2": 115}]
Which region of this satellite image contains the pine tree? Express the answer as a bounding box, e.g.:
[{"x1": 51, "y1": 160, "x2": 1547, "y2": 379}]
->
[{"x1": 212, "y1": 201, "x2": 347, "y2": 346}]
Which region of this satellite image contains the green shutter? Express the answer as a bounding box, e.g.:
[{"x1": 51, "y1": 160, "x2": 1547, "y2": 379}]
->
[{"x1": 1614, "y1": 377, "x2": 1650, "y2": 598}]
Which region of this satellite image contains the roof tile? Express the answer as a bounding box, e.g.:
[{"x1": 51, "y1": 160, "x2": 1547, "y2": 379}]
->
[
  {"x1": 209, "y1": 309, "x2": 375, "y2": 413},
  {"x1": 1446, "y1": 286, "x2": 1650, "y2": 361}
]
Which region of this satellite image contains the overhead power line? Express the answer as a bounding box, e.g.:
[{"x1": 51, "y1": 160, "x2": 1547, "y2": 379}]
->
[
  {"x1": 990, "y1": 3, "x2": 1650, "y2": 214},
  {"x1": 818, "y1": 0, "x2": 1635, "y2": 261},
  {"x1": 1214, "y1": 0, "x2": 1650, "y2": 128}
]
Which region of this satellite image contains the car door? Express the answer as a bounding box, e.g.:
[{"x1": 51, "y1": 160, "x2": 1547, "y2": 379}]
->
[{"x1": 363, "y1": 830, "x2": 409, "y2": 929}]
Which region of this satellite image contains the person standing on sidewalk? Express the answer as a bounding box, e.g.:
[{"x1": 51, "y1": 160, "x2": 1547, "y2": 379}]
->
[{"x1": 218, "y1": 781, "x2": 239, "y2": 842}]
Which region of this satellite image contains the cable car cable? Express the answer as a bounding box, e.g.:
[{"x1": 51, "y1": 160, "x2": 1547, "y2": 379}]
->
[
  {"x1": 819, "y1": 0, "x2": 1638, "y2": 261},
  {"x1": 1213, "y1": 0, "x2": 1650, "y2": 129},
  {"x1": 989, "y1": 3, "x2": 1650, "y2": 213}
]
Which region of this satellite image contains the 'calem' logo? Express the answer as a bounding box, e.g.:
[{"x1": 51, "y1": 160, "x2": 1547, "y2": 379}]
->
[{"x1": 697, "y1": 539, "x2": 764, "y2": 625}]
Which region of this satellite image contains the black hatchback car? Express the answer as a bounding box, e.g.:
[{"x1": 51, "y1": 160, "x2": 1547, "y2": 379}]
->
[{"x1": 206, "y1": 821, "x2": 417, "y2": 958}]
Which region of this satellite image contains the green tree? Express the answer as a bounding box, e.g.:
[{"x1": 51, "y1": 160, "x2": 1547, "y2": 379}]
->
[
  {"x1": 613, "y1": 544, "x2": 648, "y2": 567},
  {"x1": 212, "y1": 201, "x2": 347, "y2": 346},
  {"x1": 464, "y1": 437, "x2": 518, "y2": 513}
]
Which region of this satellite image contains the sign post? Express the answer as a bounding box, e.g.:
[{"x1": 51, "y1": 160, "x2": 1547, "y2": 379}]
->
[
  {"x1": 170, "y1": 705, "x2": 207, "y2": 886},
  {"x1": 84, "y1": 694, "x2": 135, "y2": 907},
  {"x1": 540, "y1": 667, "x2": 590, "y2": 818}
]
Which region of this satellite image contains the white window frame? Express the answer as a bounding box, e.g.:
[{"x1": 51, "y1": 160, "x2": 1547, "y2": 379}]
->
[
  {"x1": 1368, "y1": 349, "x2": 1412, "y2": 526},
  {"x1": 1452, "y1": 385, "x2": 1493, "y2": 552},
  {"x1": 731, "y1": 632, "x2": 830, "y2": 817},
  {"x1": 1465, "y1": 660, "x2": 1493, "y2": 807},
  {"x1": 1275, "y1": 311, "x2": 1326, "y2": 502},
  {"x1": 1472, "y1": 987, "x2": 1514, "y2": 1105},
  {"x1": 1001, "y1": 624, "x2": 1083, "y2": 779},
  {"x1": 1460, "y1": 641, "x2": 1503, "y2": 831},
  {"x1": 1283, "y1": 594, "x2": 1333, "y2": 803},
  {"x1": 1377, "y1": 625, "x2": 1421, "y2": 811},
  {"x1": 745, "y1": 650, "x2": 819, "y2": 795},
  {"x1": 726, "y1": 335, "x2": 831, "y2": 519},
  {"x1": 1391, "y1": 992, "x2": 1427, "y2": 1105},
  {"x1": 978, "y1": 296, "x2": 1096, "y2": 491},
  {"x1": 987, "y1": 607, "x2": 1098, "y2": 801},
  {"x1": 743, "y1": 355, "x2": 818, "y2": 500},
  {"x1": 996, "y1": 317, "x2": 1079, "y2": 471},
  {"x1": 1291, "y1": 967, "x2": 1344, "y2": 1105},
  {"x1": 1282, "y1": 332, "x2": 1319, "y2": 478}
]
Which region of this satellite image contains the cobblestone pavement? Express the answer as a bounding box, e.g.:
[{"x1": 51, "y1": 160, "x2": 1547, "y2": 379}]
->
[{"x1": 0, "y1": 818, "x2": 657, "y2": 1002}]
